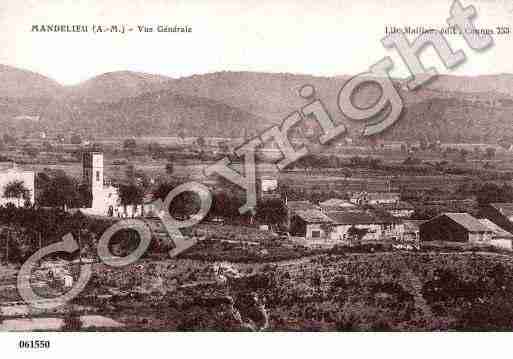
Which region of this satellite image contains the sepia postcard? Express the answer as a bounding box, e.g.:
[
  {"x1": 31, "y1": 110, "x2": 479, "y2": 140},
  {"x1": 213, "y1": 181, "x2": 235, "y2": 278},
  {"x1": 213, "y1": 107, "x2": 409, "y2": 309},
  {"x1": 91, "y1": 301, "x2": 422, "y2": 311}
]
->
[{"x1": 1, "y1": 0, "x2": 513, "y2": 355}]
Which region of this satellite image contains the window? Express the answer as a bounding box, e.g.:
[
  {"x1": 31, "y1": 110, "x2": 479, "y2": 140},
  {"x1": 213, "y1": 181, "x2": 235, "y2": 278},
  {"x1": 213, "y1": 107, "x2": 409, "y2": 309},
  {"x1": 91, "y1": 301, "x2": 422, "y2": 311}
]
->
[
  {"x1": 96, "y1": 171, "x2": 100, "y2": 182},
  {"x1": 311, "y1": 230, "x2": 321, "y2": 238}
]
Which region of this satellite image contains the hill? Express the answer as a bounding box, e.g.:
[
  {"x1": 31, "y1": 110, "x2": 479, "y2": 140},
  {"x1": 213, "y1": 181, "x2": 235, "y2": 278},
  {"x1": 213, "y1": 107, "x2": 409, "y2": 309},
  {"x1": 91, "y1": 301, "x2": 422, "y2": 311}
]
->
[
  {"x1": 166, "y1": 71, "x2": 513, "y2": 141},
  {"x1": 38, "y1": 90, "x2": 267, "y2": 138},
  {"x1": 66, "y1": 71, "x2": 172, "y2": 103},
  {"x1": 1, "y1": 66, "x2": 513, "y2": 142},
  {"x1": 425, "y1": 74, "x2": 513, "y2": 96},
  {"x1": 0, "y1": 64, "x2": 62, "y2": 99}
]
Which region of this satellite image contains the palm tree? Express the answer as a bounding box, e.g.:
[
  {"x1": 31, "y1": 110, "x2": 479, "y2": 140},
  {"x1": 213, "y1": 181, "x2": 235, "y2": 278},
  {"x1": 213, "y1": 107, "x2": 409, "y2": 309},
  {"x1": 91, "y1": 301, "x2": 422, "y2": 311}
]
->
[{"x1": 3, "y1": 180, "x2": 30, "y2": 207}]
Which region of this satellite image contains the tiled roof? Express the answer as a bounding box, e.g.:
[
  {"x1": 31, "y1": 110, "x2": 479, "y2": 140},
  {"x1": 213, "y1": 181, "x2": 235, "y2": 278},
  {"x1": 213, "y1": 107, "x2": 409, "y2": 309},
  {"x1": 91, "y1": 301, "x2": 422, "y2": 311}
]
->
[
  {"x1": 294, "y1": 209, "x2": 332, "y2": 224},
  {"x1": 375, "y1": 201, "x2": 414, "y2": 210},
  {"x1": 326, "y1": 210, "x2": 398, "y2": 225},
  {"x1": 368, "y1": 192, "x2": 400, "y2": 200},
  {"x1": 478, "y1": 218, "x2": 513, "y2": 238},
  {"x1": 441, "y1": 213, "x2": 492, "y2": 232},
  {"x1": 287, "y1": 200, "x2": 319, "y2": 211},
  {"x1": 319, "y1": 198, "x2": 356, "y2": 208},
  {"x1": 350, "y1": 192, "x2": 400, "y2": 200}
]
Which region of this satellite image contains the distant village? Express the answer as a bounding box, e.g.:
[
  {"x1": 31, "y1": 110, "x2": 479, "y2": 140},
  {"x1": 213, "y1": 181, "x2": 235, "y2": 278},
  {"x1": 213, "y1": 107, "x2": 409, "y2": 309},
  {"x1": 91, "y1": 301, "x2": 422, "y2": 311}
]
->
[{"x1": 1, "y1": 129, "x2": 513, "y2": 255}]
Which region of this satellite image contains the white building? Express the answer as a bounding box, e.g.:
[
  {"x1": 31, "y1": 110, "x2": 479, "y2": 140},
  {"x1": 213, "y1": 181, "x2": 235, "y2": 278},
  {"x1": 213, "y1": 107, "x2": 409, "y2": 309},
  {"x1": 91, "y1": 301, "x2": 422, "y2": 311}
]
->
[
  {"x1": 82, "y1": 152, "x2": 120, "y2": 216},
  {"x1": 0, "y1": 164, "x2": 35, "y2": 207},
  {"x1": 349, "y1": 191, "x2": 400, "y2": 206},
  {"x1": 260, "y1": 177, "x2": 278, "y2": 193}
]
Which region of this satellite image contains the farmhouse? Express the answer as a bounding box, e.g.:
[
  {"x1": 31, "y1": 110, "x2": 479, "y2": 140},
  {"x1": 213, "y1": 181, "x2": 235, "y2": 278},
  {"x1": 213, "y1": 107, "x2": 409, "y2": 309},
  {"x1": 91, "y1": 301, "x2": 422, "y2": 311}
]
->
[
  {"x1": 289, "y1": 209, "x2": 332, "y2": 239},
  {"x1": 326, "y1": 210, "x2": 404, "y2": 242},
  {"x1": 374, "y1": 201, "x2": 414, "y2": 218},
  {"x1": 349, "y1": 191, "x2": 400, "y2": 206},
  {"x1": 420, "y1": 212, "x2": 494, "y2": 243}
]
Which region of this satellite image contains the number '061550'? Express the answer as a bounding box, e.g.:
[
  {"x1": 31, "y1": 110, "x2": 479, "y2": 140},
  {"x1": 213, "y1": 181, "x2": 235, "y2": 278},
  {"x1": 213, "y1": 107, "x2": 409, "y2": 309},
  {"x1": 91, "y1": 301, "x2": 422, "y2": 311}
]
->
[{"x1": 18, "y1": 340, "x2": 50, "y2": 349}]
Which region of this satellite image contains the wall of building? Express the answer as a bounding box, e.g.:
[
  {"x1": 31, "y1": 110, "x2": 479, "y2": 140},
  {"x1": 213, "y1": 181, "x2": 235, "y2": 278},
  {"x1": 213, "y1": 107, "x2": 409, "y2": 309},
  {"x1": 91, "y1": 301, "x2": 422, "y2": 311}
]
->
[
  {"x1": 330, "y1": 224, "x2": 381, "y2": 241},
  {"x1": 468, "y1": 232, "x2": 493, "y2": 244},
  {"x1": 420, "y1": 216, "x2": 469, "y2": 242},
  {"x1": 389, "y1": 209, "x2": 414, "y2": 218},
  {"x1": 329, "y1": 223, "x2": 404, "y2": 241},
  {"x1": 490, "y1": 238, "x2": 513, "y2": 251},
  {"x1": 305, "y1": 223, "x2": 327, "y2": 239},
  {"x1": 289, "y1": 216, "x2": 330, "y2": 239},
  {"x1": 261, "y1": 178, "x2": 278, "y2": 193}
]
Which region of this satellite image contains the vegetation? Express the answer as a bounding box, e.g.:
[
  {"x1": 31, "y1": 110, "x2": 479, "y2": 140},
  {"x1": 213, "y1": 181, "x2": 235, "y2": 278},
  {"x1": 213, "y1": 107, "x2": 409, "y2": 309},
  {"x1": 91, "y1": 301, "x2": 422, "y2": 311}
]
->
[
  {"x1": 3, "y1": 180, "x2": 30, "y2": 207},
  {"x1": 36, "y1": 171, "x2": 88, "y2": 209},
  {"x1": 70, "y1": 134, "x2": 82, "y2": 145},
  {"x1": 123, "y1": 138, "x2": 137, "y2": 150},
  {"x1": 118, "y1": 184, "x2": 144, "y2": 206}
]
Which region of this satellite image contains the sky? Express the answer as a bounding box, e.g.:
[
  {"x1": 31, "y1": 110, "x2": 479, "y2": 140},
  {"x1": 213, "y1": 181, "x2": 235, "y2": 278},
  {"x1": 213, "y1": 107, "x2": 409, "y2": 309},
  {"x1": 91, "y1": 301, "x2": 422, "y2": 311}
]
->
[{"x1": 0, "y1": 0, "x2": 512, "y2": 85}]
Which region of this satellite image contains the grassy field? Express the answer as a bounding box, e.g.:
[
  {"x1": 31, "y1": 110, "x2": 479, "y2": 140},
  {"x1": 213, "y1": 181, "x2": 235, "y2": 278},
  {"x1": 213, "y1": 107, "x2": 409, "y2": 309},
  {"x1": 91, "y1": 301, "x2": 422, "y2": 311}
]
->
[
  {"x1": 54, "y1": 251, "x2": 513, "y2": 331},
  {"x1": 4, "y1": 249, "x2": 513, "y2": 331}
]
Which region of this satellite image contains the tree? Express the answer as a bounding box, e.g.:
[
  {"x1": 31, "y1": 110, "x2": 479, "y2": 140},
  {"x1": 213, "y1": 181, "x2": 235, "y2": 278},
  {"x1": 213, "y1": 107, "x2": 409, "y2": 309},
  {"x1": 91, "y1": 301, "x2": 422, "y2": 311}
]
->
[
  {"x1": 485, "y1": 147, "x2": 496, "y2": 160},
  {"x1": 3, "y1": 180, "x2": 30, "y2": 207},
  {"x1": 70, "y1": 134, "x2": 82, "y2": 145},
  {"x1": 403, "y1": 156, "x2": 421, "y2": 166},
  {"x1": 419, "y1": 138, "x2": 428, "y2": 151},
  {"x1": 255, "y1": 199, "x2": 287, "y2": 226},
  {"x1": 37, "y1": 173, "x2": 81, "y2": 210},
  {"x1": 123, "y1": 138, "x2": 137, "y2": 150},
  {"x1": 347, "y1": 225, "x2": 369, "y2": 244},
  {"x1": 456, "y1": 148, "x2": 468, "y2": 163},
  {"x1": 476, "y1": 183, "x2": 513, "y2": 205},
  {"x1": 42, "y1": 141, "x2": 53, "y2": 152},
  {"x1": 118, "y1": 184, "x2": 144, "y2": 206},
  {"x1": 3, "y1": 133, "x2": 16, "y2": 145},
  {"x1": 165, "y1": 162, "x2": 174, "y2": 175},
  {"x1": 91, "y1": 143, "x2": 103, "y2": 152},
  {"x1": 125, "y1": 164, "x2": 149, "y2": 187},
  {"x1": 218, "y1": 141, "x2": 230, "y2": 153},
  {"x1": 148, "y1": 142, "x2": 162, "y2": 157},
  {"x1": 24, "y1": 145, "x2": 39, "y2": 158},
  {"x1": 125, "y1": 164, "x2": 135, "y2": 183},
  {"x1": 153, "y1": 181, "x2": 201, "y2": 219},
  {"x1": 195, "y1": 136, "x2": 206, "y2": 148}
]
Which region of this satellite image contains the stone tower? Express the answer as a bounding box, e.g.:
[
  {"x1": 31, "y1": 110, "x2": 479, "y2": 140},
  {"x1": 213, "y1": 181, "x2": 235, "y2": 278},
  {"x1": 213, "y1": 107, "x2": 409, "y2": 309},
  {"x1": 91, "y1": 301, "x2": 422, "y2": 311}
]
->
[{"x1": 82, "y1": 151, "x2": 104, "y2": 210}]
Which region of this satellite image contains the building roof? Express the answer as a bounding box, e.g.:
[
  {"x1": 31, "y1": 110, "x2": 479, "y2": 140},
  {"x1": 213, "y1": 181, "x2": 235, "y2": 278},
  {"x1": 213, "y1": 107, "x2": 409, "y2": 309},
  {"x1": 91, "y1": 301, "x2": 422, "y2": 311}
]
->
[
  {"x1": 439, "y1": 212, "x2": 492, "y2": 232},
  {"x1": 294, "y1": 209, "x2": 333, "y2": 224},
  {"x1": 350, "y1": 192, "x2": 400, "y2": 200},
  {"x1": 375, "y1": 201, "x2": 414, "y2": 211},
  {"x1": 490, "y1": 203, "x2": 513, "y2": 218},
  {"x1": 319, "y1": 198, "x2": 356, "y2": 208},
  {"x1": 287, "y1": 200, "x2": 319, "y2": 212},
  {"x1": 478, "y1": 218, "x2": 513, "y2": 239},
  {"x1": 326, "y1": 210, "x2": 399, "y2": 225}
]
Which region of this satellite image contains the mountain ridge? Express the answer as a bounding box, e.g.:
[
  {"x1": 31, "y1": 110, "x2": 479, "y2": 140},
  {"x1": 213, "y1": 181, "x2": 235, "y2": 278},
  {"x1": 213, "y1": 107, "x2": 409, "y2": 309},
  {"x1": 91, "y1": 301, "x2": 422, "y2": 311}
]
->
[{"x1": 1, "y1": 65, "x2": 513, "y2": 142}]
